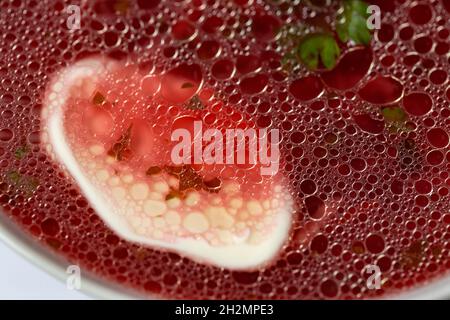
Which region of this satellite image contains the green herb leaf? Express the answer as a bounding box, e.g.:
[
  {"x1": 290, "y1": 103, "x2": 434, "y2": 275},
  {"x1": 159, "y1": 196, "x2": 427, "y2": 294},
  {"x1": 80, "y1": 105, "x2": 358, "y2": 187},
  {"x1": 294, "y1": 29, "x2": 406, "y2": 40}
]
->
[
  {"x1": 296, "y1": 33, "x2": 340, "y2": 70},
  {"x1": 6, "y1": 170, "x2": 21, "y2": 185},
  {"x1": 381, "y1": 106, "x2": 412, "y2": 133},
  {"x1": 14, "y1": 145, "x2": 29, "y2": 159},
  {"x1": 336, "y1": 0, "x2": 372, "y2": 45},
  {"x1": 6, "y1": 170, "x2": 39, "y2": 196},
  {"x1": 381, "y1": 106, "x2": 407, "y2": 123},
  {"x1": 23, "y1": 176, "x2": 39, "y2": 195}
]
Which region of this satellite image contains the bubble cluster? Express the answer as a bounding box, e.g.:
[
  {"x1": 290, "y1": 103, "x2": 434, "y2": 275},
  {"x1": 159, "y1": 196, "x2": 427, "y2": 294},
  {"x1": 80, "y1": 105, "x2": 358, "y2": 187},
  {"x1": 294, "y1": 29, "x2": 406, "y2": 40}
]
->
[{"x1": 0, "y1": 0, "x2": 449, "y2": 299}]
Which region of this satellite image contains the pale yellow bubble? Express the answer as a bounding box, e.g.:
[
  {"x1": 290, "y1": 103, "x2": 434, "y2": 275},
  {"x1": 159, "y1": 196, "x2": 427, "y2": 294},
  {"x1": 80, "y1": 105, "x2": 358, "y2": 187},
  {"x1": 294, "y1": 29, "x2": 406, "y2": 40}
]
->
[
  {"x1": 130, "y1": 216, "x2": 142, "y2": 228},
  {"x1": 185, "y1": 192, "x2": 200, "y2": 206},
  {"x1": 108, "y1": 176, "x2": 120, "y2": 187},
  {"x1": 165, "y1": 211, "x2": 181, "y2": 225},
  {"x1": 247, "y1": 200, "x2": 263, "y2": 216},
  {"x1": 89, "y1": 144, "x2": 105, "y2": 156},
  {"x1": 229, "y1": 198, "x2": 243, "y2": 209},
  {"x1": 130, "y1": 183, "x2": 149, "y2": 200},
  {"x1": 167, "y1": 176, "x2": 179, "y2": 189},
  {"x1": 238, "y1": 210, "x2": 249, "y2": 220},
  {"x1": 217, "y1": 229, "x2": 234, "y2": 244},
  {"x1": 136, "y1": 227, "x2": 147, "y2": 235},
  {"x1": 148, "y1": 191, "x2": 164, "y2": 201},
  {"x1": 96, "y1": 169, "x2": 109, "y2": 182},
  {"x1": 142, "y1": 218, "x2": 151, "y2": 228},
  {"x1": 122, "y1": 174, "x2": 134, "y2": 184},
  {"x1": 153, "y1": 230, "x2": 163, "y2": 239},
  {"x1": 211, "y1": 196, "x2": 222, "y2": 205},
  {"x1": 205, "y1": 207, "x2": 234, "y2": 229},
  {"x1": 143, "y1": 199, "x2": 166, "y2": 217},
  {"x1": 183, "y1": 212, "x2": 209, "y2": 234},
  {"x1": 153, "y1": 217, "x2": 166, "y2": 228},
  {"x1": 248, "y1": 231, "x2": 263, "y2": 245},
  {"x1": 112, "y1": 187, "x2": 126, "y2": 199},
  {"x1": 222, "y1": 181, "x2": 240, "y2": 194},
  {"x1": 167, "y1": 197, "x2": 181, "y2": 209},
  {"x1": 271, "y1": 199, "x2": 280, "y2": 208},
  {"x1": 106, "y1": 156, "x2": 115, "y2": 164},
  {"x1": 53, "y1": 82, "x2": 63, "y2": 92},
  {"x1": 153, "y1": 181, "x2": 169, "y2": 193}
]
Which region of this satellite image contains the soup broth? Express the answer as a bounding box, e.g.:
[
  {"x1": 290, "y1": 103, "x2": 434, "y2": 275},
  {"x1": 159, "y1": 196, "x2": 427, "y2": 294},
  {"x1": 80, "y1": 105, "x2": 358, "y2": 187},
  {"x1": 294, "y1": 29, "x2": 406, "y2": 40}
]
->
[{"x1": 0, "y1": 0, "x2": 449, "y2": 299}]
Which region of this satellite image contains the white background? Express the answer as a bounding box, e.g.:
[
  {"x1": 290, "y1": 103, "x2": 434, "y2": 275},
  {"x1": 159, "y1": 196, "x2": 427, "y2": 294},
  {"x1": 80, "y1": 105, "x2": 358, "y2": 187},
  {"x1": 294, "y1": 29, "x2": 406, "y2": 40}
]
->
[{"x1": 0, "y1": 240, "x2": 89, "y2": 299}]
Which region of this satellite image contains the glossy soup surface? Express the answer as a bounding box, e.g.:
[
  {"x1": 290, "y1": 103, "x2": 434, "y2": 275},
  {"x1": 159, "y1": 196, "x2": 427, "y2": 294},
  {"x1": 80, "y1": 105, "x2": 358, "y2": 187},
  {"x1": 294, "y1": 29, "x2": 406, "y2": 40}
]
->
[{"x1": 0, "y1": 0, "x2": 449, "y2": 299}]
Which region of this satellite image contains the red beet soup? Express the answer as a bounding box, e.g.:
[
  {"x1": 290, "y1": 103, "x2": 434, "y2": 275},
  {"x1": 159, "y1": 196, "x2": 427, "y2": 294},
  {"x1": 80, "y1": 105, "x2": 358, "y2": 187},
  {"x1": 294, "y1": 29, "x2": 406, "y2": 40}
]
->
[{"x1": 0, "y1": 0, "x2": 449, "y2": 299}]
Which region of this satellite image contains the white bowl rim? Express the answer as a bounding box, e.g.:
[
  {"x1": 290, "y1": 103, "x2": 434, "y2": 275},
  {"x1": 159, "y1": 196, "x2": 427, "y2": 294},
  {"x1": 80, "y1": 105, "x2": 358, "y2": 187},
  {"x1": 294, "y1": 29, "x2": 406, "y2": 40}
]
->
[
  {"x1": 0, "y1": 213, "x2": 141, "y2": 299},
  {"x1": 1, "y1": 212, "x2": 449, "y2": 300}
]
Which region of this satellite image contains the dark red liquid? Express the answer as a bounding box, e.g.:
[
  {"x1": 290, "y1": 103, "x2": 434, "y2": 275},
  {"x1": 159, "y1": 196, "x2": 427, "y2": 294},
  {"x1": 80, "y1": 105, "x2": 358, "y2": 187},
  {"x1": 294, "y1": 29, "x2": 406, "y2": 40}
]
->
[{"x1": 0, "y1": 0, "x2": 449, "y2": 299}]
